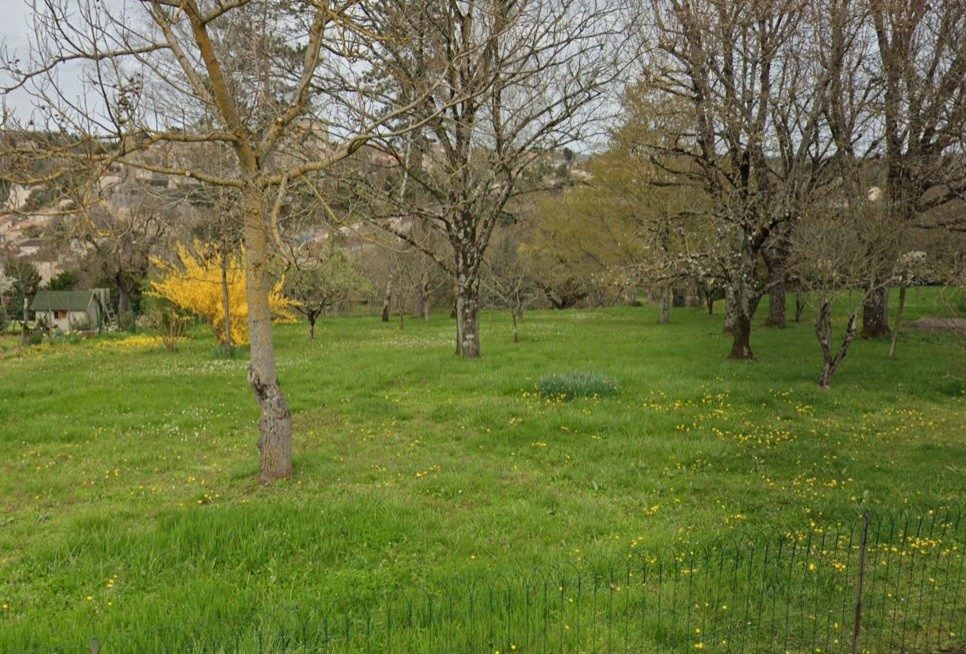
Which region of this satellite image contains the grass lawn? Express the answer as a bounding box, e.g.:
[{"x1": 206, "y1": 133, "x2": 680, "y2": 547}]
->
[{"x1": 0, "y1": 288, "x2": 963, "y2": 650}]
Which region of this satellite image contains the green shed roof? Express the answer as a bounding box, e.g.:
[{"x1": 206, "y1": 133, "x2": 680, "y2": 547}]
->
[{"x1": 30, "y1": 290, "x2": 96, "y2": 312}]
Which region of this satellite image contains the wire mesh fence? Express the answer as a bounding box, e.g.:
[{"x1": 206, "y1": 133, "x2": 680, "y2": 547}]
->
[{"x1": 23, "y1": 507, "x2": 966, "y2": 653}]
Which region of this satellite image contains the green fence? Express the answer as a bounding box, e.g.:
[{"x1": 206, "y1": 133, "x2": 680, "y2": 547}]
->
[{"x1": 25, "y1": 508, "x2": 966, "y2": 653}]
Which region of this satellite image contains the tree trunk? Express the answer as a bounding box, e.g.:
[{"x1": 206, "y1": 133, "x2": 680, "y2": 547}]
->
[
  {"x1": 308, "y1": 314, "x2": 317, "y2": 339},
  {"x1": 456, "y1": 286, "x2": 481, "y2": 357},
  {"x1": 794, "y1": 293, "x2": 805, "y2": 322},
  {"x1": 455, "y1": 250, "x2": 482, "y2": 358},
  {"x1": 242, "y1": 188, "x2": 292, "y2": 484},
  {"x1": 816, "y1": 298, "x2": 858, "y2": 389},
  {"x1": 762, "y1": 247, "x2": 786, "y2": 328},
  {"x1": 381, "y1": 275, "x2": 393, "y2": 323},
  {"x1": 20, "y1": 288, "x2": 29, "y2": 346},
  {"x1": 511, "y1": 309, "x2": 520, "y2": 343},
  {"x1": 723, "y1": 284, "x2": 736, "y2": 335},
  {"x1": 418, "y1": 266, "x2": 431, "y2": 321},
  {"x1": 727, "y1": 281, "x2": 758, "y2": 360},
  {"x1": 862, "y1": 286, "x2": 890, "y2": 338},
  {"x1": 221, "y1": 246, "x2": 234, "y2": 357},
  {"x1": 659, "y1": 287, "x2": 671, "y2": 324},
  {"x1": 117, "y1": 283, "x2": 131, "y2": 316},
  {"x1": 765, "y1": 281, "x2": 786, "y2": 328},
  {"x1": 729, "y1": 311, "x2": 754, "y2": 359},
  {"x1": 888, "y1": 285, "x2": 907, "y2": 359}
]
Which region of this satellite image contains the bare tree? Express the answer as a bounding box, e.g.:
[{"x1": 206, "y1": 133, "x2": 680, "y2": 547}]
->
[
  {"x1": 792, "y1": 189, "x2": 902, "y2": 388},
  {"x1": 2, "y1": 0, "x2": 461, "y2": 483},
  {"x1": 342, "y1": 0, "x2": 628, "y2": 357},
  {"x1": 642, "y1": 0, "x2": 844, "y2": 359},
  {"x1": 66, "y1": 172, "x2": 184, "y2": 321},
  {"x1": 484, "y1": 225, "x2": 538, "y2": 343},
  {"x1": 861, "y1": 0, "x2": 966, "y2": 337}
]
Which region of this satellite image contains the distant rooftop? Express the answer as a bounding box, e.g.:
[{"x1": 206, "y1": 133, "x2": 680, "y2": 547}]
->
[{"x1": 30, "y1": 290, "x2": 98, "y2": 312}]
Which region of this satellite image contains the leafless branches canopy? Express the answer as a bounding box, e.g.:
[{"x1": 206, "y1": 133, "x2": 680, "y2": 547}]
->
[
  {"x1": 339, "y1": 0, "x2": 628, "y2": 357},
  {"x1": 635, "y1": 0, "x2": 965, "y2": 359}
]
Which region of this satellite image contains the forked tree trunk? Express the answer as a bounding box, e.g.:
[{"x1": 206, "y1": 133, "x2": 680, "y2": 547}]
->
[
  {"x1": 794, "y1": 293, "x2": 805, "y2": 322},
  {"x1": 243, "y1": 190, "x2": 292, "y2": 484},
  {"x1": 816, "y1": 298, "x2": 858, "y2": 388},
  {"x1": 704, "y1": 287, "x2": 715, "y2": 315},
  {"x1": 862, "y1": 286, "x2": 890, "y2": 338}
]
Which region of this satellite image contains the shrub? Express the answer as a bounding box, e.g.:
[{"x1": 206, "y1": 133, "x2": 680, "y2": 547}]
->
[
  {"x1": 149, "y1": 240, "x2": 294, "y2": 347},
  {"x1": 537, "y1": 372, "x2": 619, "y2": 400},
  {"x1": 143, "y1": 302, "x2": 189, "y2": 352}
]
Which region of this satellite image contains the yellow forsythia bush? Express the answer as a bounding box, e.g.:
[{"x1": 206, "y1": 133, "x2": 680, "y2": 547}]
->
[{"x1": 149, "y1": 241, "x2": 295, "y2": 346}]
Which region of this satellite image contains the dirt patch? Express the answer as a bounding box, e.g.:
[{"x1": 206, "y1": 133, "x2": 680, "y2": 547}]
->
[{"x1": 908, "y1": 317, "x2": 966, "y2": 334}]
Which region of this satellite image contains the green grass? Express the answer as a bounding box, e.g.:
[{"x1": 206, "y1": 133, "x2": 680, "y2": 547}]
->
[{"x1": 0, "y1": 288, "x2": 963, "y2": 649}]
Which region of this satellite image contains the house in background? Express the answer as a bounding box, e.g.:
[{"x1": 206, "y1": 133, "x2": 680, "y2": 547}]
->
[{"x1": 29, "y1": 289, "x2": 114, "y2": 333}]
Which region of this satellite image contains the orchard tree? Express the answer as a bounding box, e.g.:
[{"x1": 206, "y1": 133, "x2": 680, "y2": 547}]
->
[
  {"x1": 860, "y1": 0, "x2": 966, "y2": 338},
  {"x1": 283, "y1": 237, "x2": 371, "y2": 338},
  {"x1": 348, "y1": 0, "x2": 629, "y2": 357},
  {"x1": 599, "y1": 85, "x2": 714, "y2": 322},
  {"x1": 2, "y1": 0, "x2": 463, "y2": 482},
  {"x1": 75, "y1": 189, "x2": 176, "y2": 319},
  {"x1": 525, "y1": 186, "x2": 629, "y2": 310},
  {"x1": 2, "y1": 257, "x2": 41, "y2": 344},
  {"x1": 485, "y1": 226, "x2": 539, "y2": 343},
  {"x1": 791, "y1": 190, "x2": 903, "y2": 388},
  {"x1": 642, "y1": 0, "x2": 852, "y2": 358}
]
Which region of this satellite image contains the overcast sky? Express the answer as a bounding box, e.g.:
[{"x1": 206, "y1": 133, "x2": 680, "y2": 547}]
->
[
  {"x1": 1, "y1": 1, "x2": 37, "y2": 117},
  {"x1": 0, "y1": 1, "x2": 30, "y2": 45}
]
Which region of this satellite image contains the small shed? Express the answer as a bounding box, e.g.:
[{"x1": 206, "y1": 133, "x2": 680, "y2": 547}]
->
[{"x1": 29, "y1": 289, "x2": 112, "y2": 333}]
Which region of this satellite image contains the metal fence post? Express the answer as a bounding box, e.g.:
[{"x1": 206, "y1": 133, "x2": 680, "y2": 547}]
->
[{"x1": 852, "y1": 511, "x2": 870, "y2": 654}]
